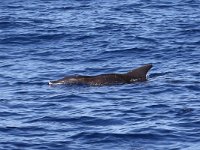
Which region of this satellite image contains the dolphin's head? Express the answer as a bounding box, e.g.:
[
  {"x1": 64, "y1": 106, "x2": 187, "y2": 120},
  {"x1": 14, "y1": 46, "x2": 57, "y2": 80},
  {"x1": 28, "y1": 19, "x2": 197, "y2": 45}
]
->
[
  {"x1": 49, "y1": 80, "x2": 65, "y2": 85},
  {"x1": 49, "y1": 76, "x2": 80, "y2": 85}
]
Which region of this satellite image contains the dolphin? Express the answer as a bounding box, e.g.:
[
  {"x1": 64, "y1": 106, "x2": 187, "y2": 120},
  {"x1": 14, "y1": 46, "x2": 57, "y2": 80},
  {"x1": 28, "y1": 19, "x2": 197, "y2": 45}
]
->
[{"x1": 49, "y1": 64, "x2": 153, "y2": 86}]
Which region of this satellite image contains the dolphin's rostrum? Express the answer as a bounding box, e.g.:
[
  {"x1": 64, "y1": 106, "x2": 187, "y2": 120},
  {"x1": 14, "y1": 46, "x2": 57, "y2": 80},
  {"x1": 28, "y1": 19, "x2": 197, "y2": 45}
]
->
[{"x1": 49, "y1": 64, "x2": 153, "y2": 86}]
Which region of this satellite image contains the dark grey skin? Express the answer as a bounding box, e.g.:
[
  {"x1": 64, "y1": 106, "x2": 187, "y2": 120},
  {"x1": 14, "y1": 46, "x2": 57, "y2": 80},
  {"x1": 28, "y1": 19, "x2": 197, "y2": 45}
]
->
[{"x1": 49, "y1": 64, "x2": 153, "y2": 86}]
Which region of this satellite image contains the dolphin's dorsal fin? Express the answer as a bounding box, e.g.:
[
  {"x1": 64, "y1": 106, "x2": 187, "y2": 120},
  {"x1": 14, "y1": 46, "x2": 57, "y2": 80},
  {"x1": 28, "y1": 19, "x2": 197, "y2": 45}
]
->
[{"x1": 126, "y1": 64, "x2": 153, "y2": 81}]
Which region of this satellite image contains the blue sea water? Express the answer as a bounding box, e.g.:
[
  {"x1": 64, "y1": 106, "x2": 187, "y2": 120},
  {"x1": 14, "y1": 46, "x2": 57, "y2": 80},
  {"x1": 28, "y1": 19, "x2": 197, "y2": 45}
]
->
[{"x1": 0, "y1": 0, "x2": 200, "y2": 149}]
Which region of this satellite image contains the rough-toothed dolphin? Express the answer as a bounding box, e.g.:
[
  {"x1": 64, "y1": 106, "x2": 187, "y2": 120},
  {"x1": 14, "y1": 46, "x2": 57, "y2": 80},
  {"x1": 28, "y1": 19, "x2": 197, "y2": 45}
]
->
[{"x1": 49, "y1": 64, "x2": 153, "y2": 86}]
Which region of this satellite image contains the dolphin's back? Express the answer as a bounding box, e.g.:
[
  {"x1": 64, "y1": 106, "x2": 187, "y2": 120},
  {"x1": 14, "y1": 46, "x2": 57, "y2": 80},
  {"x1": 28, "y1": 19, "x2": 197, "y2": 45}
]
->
[
  {"x1": 86, "y1": 74, "x2": 127, "y2": 85},
  {"x1": 49, "y1": 74, "x2": 126, "y2": 85}
]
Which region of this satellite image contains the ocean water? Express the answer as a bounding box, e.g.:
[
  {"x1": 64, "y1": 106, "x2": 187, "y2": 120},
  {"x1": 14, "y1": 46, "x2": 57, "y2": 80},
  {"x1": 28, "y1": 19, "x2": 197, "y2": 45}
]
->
[{"x1": 0, "y1": 0, "x2": 200, "y2": 149}]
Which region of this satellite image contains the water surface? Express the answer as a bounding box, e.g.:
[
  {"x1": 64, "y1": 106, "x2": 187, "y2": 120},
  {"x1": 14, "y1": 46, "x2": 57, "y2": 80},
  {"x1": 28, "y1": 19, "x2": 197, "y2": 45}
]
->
[{"x1": 0, "y1": 0, "x2": 200, "y2": 149}]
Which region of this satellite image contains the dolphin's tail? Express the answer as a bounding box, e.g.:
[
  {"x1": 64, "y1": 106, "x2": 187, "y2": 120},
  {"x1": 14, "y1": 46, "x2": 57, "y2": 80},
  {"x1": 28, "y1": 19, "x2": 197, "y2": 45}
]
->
[{"x1": 126, "y1": 64, "x2": 153, "y2": 81}]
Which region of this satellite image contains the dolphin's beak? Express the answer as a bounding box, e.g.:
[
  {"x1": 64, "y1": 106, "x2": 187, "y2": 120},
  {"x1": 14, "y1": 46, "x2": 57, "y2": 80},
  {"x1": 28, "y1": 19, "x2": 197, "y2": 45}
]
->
[{"x1": 48, "y1": 80, "x2": 65, "y2": 85}]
